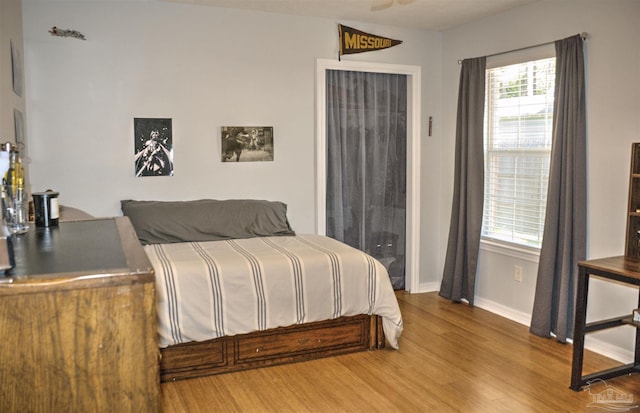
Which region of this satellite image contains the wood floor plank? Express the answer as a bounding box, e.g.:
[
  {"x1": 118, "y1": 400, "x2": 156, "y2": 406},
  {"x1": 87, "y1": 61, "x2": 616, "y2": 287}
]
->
[{"x1": 161, "y1": 291, "x2": 640, "y2": 412}]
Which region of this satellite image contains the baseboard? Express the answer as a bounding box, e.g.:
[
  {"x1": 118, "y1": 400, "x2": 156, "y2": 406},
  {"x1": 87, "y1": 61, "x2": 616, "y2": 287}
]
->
[
  {"x1": 474, "y1": 297, "x2": 532, "y2": 327},
  {"x1": 413, "y1": 281, "x2": 439, "y2": 293},
  {"x1": 584, "y1": 336, "x2": 635, "y2": 364},
  {"x1": 473, "y1": 297, "x2": 633, "y2": 364}
]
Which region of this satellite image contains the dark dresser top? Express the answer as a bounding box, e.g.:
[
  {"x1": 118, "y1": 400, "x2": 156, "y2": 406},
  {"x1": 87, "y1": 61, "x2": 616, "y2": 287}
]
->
[
  {"x1": 0, "y1": 217, "x2": 153, "y2": 288},
  {"x1": 10, "y1": 219, "x2": 127, "y2": 277}
]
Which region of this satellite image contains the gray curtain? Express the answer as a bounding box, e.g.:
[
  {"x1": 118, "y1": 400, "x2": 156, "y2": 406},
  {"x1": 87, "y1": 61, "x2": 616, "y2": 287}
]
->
[
  {"x1": 326, "y1": 70, "x2": 407, "y2": 289},
  {"x1": 530, "y1": 34, "x2": 587, "y2": 342},
  {"x1": 439, "y1": 57, "x2": 486, "y2": 305}
]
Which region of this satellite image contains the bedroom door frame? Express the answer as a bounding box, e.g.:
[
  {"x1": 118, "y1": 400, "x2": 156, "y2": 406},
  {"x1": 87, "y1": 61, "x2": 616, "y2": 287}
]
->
[{"x1": 315, "y1": 58, "x2": 421, "y2": 293}]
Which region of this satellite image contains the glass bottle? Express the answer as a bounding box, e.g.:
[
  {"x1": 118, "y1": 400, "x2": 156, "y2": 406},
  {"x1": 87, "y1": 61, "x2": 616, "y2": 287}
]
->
[{"x1": 2, "y1": 144, "x2": 27, "y2": 234}]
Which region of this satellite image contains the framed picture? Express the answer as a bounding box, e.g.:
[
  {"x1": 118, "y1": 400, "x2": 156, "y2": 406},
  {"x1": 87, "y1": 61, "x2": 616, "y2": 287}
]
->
[
  {"x1": 134, "y1": 118, "x2": 173, "y2": 177},
  {"x1": 221, "y1": 126, "x2": 274, "y2": 162},
  {"x1": 13, "y1": 109, "x2": 24, "y2": 144},
  {"x1": 10, "y1": 40, "x2": 23, "y2": 97}
]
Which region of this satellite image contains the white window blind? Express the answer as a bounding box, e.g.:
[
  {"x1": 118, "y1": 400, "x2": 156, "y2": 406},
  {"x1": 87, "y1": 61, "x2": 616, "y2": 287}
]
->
[{"x1": 482, "y1": 57, "x2": 555, "y2": 249}]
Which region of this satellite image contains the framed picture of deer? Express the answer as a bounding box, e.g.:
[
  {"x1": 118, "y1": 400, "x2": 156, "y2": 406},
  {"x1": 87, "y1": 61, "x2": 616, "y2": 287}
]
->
[{"x1": 221, "y1": 126, "x2": 274, "y2": 162}]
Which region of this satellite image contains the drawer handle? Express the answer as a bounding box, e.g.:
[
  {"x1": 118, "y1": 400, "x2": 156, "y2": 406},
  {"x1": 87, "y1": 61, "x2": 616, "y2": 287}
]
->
[{"x1": 298, "y1": 338, "x2": 310, "y2": 345}]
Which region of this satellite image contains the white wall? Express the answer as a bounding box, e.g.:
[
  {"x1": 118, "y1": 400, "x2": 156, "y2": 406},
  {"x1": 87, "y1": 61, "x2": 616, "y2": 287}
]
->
[
  {"x1": 441, "y1": 0, "x2": 640, "y2": 360},
  {"x1": 22, "y1": 1, "x2": 444, "y2": 288}
]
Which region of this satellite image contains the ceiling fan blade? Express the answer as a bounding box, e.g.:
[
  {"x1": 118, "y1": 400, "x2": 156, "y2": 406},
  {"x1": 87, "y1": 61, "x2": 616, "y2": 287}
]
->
[{"x1": 371, "y1": 0, "x2": 393, "y2": 12}]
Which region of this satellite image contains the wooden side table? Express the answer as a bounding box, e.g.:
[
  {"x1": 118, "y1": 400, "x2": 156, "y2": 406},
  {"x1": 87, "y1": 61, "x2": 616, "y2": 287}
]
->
[
  {"x1": 571, "y1": 256, "x2": 640, "y2": 390},
  {"x1": 0, "y1": 217, "x2": 159, "y2": 412}
]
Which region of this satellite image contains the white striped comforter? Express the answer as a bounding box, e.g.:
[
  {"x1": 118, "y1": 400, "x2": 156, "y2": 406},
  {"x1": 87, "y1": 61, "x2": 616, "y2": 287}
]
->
[{"x1": 145, "y1": 234, "x2": 403, "y2": 349}]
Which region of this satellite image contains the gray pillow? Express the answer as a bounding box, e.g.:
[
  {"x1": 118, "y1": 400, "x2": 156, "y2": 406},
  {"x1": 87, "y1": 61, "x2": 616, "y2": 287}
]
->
[{"x1": 121, "y1": 199, "x2": 295, "y2": 245}]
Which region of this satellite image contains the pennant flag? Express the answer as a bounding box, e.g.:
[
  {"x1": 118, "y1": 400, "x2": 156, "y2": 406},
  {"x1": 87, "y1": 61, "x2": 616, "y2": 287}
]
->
[{"x1": 338, "y1": 24, "x2": 402, "y2": 57}]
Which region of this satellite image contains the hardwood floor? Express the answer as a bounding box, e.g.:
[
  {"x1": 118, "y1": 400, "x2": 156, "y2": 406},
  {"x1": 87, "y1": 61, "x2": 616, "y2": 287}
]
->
[{"x1": 161, "y1": 291, "x2": 640, "y2": 412}]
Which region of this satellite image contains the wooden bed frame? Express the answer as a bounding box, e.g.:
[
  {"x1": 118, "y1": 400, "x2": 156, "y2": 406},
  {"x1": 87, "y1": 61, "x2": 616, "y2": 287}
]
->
[{"x1": 159, "y1": 313, "x2": 385, "y2": 382}]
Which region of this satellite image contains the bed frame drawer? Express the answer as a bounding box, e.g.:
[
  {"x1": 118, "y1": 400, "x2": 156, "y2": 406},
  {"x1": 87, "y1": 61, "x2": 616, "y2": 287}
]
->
[
  {"x1": 160, "y1": 339, "x2": 227, "y2": 372},
  {"x1": 235, "y1": 316, "x2": 368, "y2": 363},
  {"x1": 159, "y1": 314, "x2": 384, "y2": 382}
]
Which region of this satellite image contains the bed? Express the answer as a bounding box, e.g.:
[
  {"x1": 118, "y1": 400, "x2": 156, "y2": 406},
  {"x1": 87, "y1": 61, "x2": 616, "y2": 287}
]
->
[{"x1": 121, "y1": 199, "x2": 403, "y2": 382}]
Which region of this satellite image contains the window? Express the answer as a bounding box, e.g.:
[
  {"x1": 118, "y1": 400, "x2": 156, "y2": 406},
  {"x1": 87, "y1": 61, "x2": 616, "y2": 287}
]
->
[{"x1": 482, "y1": 57, "x2": 555, "y2": 249}]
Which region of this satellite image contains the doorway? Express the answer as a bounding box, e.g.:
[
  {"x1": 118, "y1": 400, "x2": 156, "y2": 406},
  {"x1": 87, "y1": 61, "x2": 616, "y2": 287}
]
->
[
  {"x1": 325, "y1": 69, "x2": 407, "y2": 289},
  {"x1": 315, "y1": 59, "x2": 421, "y2": 292}
]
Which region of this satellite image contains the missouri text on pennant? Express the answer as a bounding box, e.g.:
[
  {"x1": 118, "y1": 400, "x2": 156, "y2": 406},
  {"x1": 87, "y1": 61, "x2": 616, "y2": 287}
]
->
[{"x1": 338, "y1": 24, "x2": 402, "y2": 57}]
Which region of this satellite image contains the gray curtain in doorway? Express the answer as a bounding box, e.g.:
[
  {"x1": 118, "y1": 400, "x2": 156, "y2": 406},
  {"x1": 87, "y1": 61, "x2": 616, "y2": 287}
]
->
[
  {"x1": 530, "y1": 34, "x2": 587, "y2": 343},
  {"x1": 439, "y1": 57, "x2": 486, "y2": 305},
  {"x1": 325, "y1": 70, "x2": 407, "y2": 289}
]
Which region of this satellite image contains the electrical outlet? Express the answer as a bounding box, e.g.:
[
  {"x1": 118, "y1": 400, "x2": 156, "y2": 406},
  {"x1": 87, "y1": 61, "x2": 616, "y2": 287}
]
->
[{"x1": 514, "y1": 265, "x2": 523, "y2": 282}]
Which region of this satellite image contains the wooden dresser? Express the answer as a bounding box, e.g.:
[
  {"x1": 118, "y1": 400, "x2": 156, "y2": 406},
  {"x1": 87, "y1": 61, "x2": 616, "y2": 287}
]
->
[{"x1": 0, "y1": 217, "x2": 159, "y2": 412}]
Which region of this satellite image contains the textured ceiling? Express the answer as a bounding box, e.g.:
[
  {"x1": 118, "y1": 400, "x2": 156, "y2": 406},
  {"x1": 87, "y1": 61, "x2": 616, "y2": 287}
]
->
[{"x1": 160, "y1": 0, "x2": 542, "y2": 31}]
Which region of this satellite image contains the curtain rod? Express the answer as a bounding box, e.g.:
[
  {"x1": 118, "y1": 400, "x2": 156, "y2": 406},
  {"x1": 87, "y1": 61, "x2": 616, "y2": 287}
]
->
[{"x1": 457, "y1": 32, "x2": 588, "y2": 64}]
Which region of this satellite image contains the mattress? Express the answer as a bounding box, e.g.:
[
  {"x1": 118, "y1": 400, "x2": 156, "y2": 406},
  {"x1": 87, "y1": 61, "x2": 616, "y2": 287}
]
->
[{"x1": 145, "y1": 234, "x2": 403, "y2": 349}]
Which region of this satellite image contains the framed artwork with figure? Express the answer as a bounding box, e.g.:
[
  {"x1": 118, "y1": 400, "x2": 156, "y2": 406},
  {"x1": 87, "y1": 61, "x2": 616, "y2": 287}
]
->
[
  {"x1": 134, "y1": 118, "x2": 174, "y2": 177},
  {"x1": 221, "y1": 126, "x2": 273, "y2": 162}
]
